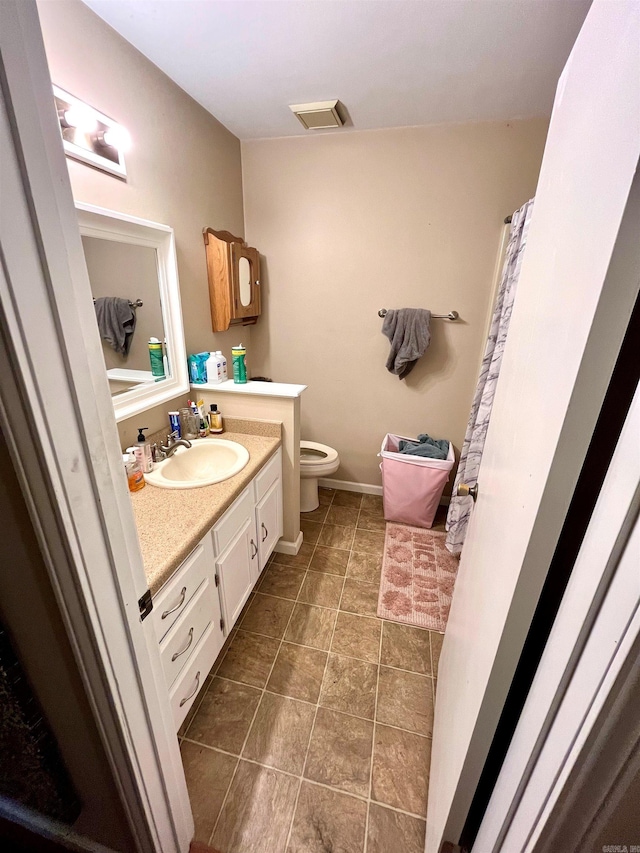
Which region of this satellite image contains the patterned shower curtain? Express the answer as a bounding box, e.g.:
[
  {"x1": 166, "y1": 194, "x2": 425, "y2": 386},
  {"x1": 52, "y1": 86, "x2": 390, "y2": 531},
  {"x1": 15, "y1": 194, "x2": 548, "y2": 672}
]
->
[{"x1": 445, "y1": 198, "x2": 534, "y2": 555}]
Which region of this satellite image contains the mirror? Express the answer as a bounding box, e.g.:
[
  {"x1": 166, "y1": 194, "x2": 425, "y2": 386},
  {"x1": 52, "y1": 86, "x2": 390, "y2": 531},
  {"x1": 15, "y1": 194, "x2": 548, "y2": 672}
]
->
[
  {"x1": 76, "y1": 203, "x2": 188, "y2": 422},
  {"x1": 238, "y1": 255, "x2": 252, "y2": 307}
]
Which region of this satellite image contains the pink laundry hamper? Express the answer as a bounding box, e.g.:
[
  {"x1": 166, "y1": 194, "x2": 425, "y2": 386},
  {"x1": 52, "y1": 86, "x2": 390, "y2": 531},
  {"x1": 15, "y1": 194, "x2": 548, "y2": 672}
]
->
[{"x1": 379, "y1": 433, "x2": 455, "y2": 529}]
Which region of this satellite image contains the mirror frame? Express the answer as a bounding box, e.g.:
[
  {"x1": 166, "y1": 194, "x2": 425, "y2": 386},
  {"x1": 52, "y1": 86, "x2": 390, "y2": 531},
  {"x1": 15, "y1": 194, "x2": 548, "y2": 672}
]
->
[{"x1": 76, "y1": 202, "x2": 189, "y2": 422}]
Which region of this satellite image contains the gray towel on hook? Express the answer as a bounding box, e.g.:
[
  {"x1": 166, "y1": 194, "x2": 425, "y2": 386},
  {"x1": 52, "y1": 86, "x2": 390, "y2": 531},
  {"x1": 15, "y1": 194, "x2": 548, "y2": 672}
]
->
[
  {"x1": 94, "y1": 297, "x2": 136, "y2": 356},
  {"x1": 382, "y1": 308, "x2": 432, "y2": 379}
]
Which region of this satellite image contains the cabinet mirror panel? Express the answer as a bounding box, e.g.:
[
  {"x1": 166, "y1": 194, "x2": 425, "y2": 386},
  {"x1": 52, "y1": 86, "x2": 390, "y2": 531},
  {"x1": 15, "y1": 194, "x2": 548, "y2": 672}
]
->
[
  {"x1": 77, "y1": 203, "x2": 189, "y2": 422},
  {"x1": 238, "y1": 255, "x2": 252, "y2": 307}
]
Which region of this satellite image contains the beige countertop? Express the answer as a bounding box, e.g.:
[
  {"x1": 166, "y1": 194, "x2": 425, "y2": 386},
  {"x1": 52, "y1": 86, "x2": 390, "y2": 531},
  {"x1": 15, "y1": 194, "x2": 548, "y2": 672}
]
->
[{"x1": 130, "y1": 422, "x2": 281, "y2": 596}]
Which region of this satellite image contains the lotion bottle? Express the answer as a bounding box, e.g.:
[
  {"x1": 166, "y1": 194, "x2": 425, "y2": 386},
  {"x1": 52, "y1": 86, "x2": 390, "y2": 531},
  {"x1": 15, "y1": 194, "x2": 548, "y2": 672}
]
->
[{"x1": 134, "y1": 427, "x2": 153, "y2": 473}]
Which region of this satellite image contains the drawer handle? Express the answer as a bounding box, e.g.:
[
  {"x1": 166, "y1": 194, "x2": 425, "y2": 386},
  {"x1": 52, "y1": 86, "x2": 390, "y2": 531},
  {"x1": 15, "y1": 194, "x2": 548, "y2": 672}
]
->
[
  {"x1": 261, "y1": 522, "x2": 268, "y2": 543},
  {"x1": 179, "y1": 671, "x2": 200, "y2": 707},
  {"x1": 162, "y1": 586, "x2": 187, "y2": 620},
  {"x1": 250, "y1": 538, "x2": 258, "y2": 559},
  {"x1": 171, "y1": 627, "x2": 194, "y2": 662}
]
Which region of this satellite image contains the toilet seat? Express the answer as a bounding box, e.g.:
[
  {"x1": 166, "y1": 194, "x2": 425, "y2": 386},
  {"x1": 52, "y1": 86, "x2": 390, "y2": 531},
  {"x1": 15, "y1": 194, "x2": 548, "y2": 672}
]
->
[
  {"x1": 300, "y1": 440, "x2": 338, "y2": 470},
  {"x1": 299, "y1": 441, "x2": 340, "y2": 512}
]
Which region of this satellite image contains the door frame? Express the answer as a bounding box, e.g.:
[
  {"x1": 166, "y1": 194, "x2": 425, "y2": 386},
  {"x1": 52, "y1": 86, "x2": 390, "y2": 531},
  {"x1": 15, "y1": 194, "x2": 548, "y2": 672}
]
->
[{"x1": 0, "y1": 2, "x2": 191, "y2": 850}]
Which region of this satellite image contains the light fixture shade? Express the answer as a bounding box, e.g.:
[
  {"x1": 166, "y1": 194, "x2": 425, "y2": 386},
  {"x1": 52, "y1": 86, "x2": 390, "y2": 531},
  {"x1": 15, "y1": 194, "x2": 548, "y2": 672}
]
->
[{"x1": 289, "y1": 100, "x2": 344, "y2": 130}]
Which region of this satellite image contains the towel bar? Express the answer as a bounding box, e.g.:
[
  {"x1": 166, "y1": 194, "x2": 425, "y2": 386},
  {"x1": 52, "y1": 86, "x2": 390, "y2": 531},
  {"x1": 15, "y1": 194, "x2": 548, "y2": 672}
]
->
[{"x1": 378, "y1": 308, "x2": 459, "y2": 320}]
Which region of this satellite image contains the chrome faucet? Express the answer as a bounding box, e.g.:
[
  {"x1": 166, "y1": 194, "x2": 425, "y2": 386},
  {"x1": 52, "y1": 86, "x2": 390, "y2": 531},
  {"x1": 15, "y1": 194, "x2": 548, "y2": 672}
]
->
[{"x1": 159, "y1": 430, "x2": 192, "y2": 459}]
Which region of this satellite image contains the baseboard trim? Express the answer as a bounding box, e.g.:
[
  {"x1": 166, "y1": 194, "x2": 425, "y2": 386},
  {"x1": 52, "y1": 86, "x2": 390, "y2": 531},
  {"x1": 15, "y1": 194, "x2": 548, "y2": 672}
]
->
[
  {"x1": 274, "y1": 531, "x2": 303, "y2": 556},
  {"x1": 318, "y1": 478, "x2": 451, "y2": 508},
  {"x1": 318, "y1": 478, "x2": 383, "y2": 496}
]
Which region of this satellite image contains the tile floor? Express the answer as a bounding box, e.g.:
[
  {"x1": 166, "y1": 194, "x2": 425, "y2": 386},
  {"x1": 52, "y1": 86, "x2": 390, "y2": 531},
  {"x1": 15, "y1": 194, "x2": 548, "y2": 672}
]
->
[{"x1": 179, "y1": 489, "x2": 446, "y2": 853}]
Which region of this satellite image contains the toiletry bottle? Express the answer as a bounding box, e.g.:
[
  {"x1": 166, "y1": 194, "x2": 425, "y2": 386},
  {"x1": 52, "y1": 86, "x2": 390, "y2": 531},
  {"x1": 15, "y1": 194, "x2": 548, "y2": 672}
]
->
[
  {"x1": 216, "y1": 350, "x2": 228, "y2": 381},
  {"x1": 208, "y1": 404, "x2": 223, "y2": 434},
  {"x1": 134, "y1": 427, "x2": 153, "y2": 473},
  {"x1": 232, "y1": 343, "x2": 247, "y2": 384},
  {"x1": 123, "y1": 452, "x2": 145, "y2": 492},
  {"x1": 207, "y1": 351, "x2": 222, "y2": 384},
  {"x1": 148, "y1": 337, "x2": 165, "y2": 378}
]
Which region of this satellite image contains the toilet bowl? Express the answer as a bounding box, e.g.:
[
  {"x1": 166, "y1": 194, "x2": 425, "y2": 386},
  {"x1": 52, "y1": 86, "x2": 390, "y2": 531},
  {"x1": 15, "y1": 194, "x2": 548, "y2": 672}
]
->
[{"x1": 300, "y1": 440, "x2": 340, "y2": 513}]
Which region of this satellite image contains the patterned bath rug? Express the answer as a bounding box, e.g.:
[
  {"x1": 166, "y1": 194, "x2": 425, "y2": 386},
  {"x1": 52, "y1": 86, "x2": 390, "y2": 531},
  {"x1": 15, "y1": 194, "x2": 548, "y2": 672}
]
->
[{"x1": 377, "y1": 522, "x2": 460, "y2": 632}]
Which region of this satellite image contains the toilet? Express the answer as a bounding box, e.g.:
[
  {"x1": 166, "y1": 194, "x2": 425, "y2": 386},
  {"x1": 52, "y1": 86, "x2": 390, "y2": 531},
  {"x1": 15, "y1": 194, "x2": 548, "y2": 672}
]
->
[{"x1": 300, "y1": 441, "x2": 340, "y2": 512}]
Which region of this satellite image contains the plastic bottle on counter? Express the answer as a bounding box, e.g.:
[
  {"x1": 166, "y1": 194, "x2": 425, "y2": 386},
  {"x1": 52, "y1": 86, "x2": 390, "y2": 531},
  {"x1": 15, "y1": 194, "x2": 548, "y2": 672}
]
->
[
  {"x1": 207, "y1": 351, "x2": 222, "y2": 384},
  {"x1": 232, "y1": 344, "x2": 247, "y2": 384},
  {"x1": 123, "y1": 452, "x2": 145, "y2": 492},
  {"x1": 216, "y1": 350, "x2": 228, "y2": 381},
  {"x1": 208, "y1": 404, "x2": 224, "y2": 434}
]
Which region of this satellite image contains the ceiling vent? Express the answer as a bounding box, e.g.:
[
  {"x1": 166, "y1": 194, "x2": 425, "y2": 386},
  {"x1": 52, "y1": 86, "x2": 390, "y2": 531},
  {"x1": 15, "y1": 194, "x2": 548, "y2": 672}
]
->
[{"x1": 289, "y1": 100, "x2": 344, "y2": 130}]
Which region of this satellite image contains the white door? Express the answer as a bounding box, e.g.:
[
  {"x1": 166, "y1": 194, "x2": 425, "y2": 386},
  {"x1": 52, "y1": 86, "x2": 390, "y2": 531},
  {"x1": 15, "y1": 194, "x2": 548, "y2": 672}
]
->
[{"x1": 426, "y1": 3, "x2": 640, "y2": 851}]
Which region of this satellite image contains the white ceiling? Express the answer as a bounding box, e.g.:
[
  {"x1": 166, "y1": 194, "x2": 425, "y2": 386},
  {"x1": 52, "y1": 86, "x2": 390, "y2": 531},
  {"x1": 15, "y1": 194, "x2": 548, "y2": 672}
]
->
[{"x1": 82, "y1": 0, "x2": 591, "y2": 140}]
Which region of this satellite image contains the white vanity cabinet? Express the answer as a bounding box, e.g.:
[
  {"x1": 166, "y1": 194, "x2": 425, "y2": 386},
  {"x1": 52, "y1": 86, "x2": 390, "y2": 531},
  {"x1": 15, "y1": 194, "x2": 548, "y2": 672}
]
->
[
  {"x1": 214, "y1": 448, "x2": 283, "y2": 634},
  {"x1": 151, "y1": 533, "x2": 225, "y2": 731},
  {"x1": 149, "y1": 447, "x2": 282, "y2": 730}
]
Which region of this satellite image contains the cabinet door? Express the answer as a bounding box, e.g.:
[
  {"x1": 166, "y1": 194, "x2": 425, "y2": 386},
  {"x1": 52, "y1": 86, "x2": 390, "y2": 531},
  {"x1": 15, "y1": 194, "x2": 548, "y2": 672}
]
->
[
  {"x1": 231, "y1": 242, "x2": 260, "y2": 321},
  {"x1": 256, "y1": 477, "x2": 283, "y2": 572},
  {"x1": 216, "y1": 516, "x2": 255, "y2": 632}
]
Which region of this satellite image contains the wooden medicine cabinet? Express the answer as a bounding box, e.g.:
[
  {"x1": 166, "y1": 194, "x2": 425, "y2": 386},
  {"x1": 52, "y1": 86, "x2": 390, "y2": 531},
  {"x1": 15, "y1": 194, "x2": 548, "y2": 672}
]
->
[{"x1": 203, "y1": 228, "x2": 261, "y2": 332}]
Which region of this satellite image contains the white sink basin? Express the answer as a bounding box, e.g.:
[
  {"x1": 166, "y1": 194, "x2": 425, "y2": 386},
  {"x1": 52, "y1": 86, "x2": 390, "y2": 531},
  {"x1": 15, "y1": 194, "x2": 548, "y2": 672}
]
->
[{"x1": 144, "y1": 438, "x2": 249, "y2": 489}]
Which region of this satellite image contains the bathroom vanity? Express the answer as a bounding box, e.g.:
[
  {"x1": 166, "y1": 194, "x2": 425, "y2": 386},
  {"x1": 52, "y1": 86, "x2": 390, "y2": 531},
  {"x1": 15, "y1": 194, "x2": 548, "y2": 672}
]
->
[{"x1": 130, "y1": 427, "x2": 282, "y2": 729}]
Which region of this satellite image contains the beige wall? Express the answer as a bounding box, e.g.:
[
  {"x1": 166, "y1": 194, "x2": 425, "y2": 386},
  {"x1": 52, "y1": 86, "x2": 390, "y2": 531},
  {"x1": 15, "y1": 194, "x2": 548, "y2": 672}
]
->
[
  {"x1": 38, "y1": 0, "x2": 246, "y2": 447},
  {"x1": 242, "y1": 119, "x2": 549, "y2": 486}
]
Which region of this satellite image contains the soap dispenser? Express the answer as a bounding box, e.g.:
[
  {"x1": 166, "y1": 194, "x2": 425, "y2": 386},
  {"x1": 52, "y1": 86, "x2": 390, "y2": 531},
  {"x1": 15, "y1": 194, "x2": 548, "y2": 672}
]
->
[{"x1": 134, "y1": 427, "x2": 153, "y2": 473}]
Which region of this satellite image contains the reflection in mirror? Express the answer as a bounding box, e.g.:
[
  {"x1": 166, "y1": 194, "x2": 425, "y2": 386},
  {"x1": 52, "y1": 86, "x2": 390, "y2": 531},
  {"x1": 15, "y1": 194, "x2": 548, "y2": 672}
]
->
[
  {"x1": 82, "y1": 237, "x2": 167, "y2": 397},
  {"x1": 238, "y1": 256, "x2": 251, "y2": 307},
  {"x1": 76, "y1": 203, "x2": 188, "y2": 423}
]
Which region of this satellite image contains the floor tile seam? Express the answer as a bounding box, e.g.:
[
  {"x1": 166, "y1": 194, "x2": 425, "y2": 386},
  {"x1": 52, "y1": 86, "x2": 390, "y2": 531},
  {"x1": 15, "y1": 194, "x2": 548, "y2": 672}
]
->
[
  {"x1": 285, "y1": 566, "x2": 350, "y2": 852},
  {"x1": 214, "y1": 673, "x2": 377, "y2": 722},
  {"x1": 184, "y1": 736, "x2": 429, "y2": 823},
  {"x1": 235, "y1": 626, "x2": 427, "y2": 669},
  {"x1": 208, "y1": 543, "x2": 318, "y2": 847},
  {"x1": 251, "y1": 588, "x2": 341, "y2": 611},
  {"x1": 364, "y1": 611, "x2": 385, "y2": 852},
  {"x1": 207, "y1": 751, "x2": 241, "y2": 847}
]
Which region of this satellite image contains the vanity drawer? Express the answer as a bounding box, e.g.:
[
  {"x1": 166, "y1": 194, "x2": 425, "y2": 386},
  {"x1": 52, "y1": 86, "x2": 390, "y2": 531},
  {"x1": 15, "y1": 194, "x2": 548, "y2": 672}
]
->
[
  {"x1": 254, "y1": 449, "x2": 281, "y2": 503},
  {"x1": 159, "y1": 577, "x2": 215, "y2": 688},
  {"x1": 151, "y1": 535, "x2": 213, "y2": 643},
  {"x1": 213, "y1": 485, "x2": 254, "y2": 555},
  {"x1": 169, "y1": 622, "x2": 221, "y2": 731}
]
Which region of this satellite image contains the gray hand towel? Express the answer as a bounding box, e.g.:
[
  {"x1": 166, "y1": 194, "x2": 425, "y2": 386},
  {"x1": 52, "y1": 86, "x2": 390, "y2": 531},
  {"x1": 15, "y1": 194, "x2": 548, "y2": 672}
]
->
[
  {"x1": 382, "y1": 308, "x2": 432, "y2": 378},
  {"x1": 94, "y1": 297, "x2": 136, "y2": 356}
]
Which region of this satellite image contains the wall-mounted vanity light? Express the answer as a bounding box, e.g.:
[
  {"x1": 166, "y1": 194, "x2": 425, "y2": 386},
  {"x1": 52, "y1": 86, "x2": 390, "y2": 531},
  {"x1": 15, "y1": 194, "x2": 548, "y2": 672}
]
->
[{"x1": 53, "y1": 85, "x2": 130, "y2": 179}]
